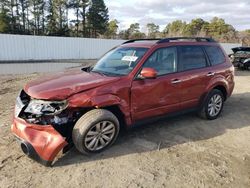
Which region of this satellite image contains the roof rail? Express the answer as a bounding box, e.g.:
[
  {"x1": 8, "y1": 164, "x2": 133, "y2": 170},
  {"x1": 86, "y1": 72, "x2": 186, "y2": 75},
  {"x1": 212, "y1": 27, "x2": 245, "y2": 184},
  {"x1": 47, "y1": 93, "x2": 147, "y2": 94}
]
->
[
  {"x1": 157, "y1": 37, "x2": 216, "y2": 43},
  {"x1": 122, "y1": 38, "x2": 161, "y2": 44},
  {"x1": 122, "y1": 37, "x2": 216, "y2": 45}
]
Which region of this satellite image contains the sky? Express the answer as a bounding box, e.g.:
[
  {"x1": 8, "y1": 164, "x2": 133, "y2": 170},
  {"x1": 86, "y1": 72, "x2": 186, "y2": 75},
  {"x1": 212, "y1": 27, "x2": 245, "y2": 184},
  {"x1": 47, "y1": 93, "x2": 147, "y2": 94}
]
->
[{"x1": 105, "y1": 0, "x2": 250, "y2": 32}]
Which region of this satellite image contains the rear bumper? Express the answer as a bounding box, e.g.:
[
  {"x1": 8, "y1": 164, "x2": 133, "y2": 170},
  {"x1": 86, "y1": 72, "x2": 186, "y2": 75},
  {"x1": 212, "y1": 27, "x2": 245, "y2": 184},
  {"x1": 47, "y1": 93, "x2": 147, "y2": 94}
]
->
[{"x1": 11, "y1": 117, "x2": 68, "y2": 166}]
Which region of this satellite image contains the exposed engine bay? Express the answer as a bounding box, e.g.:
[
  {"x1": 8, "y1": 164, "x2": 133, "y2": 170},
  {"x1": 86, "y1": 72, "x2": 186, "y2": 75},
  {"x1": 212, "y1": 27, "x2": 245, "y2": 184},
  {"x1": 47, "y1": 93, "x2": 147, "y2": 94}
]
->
[{"x1": 16, "y1": 90, "x2": 83, "y2": 141}]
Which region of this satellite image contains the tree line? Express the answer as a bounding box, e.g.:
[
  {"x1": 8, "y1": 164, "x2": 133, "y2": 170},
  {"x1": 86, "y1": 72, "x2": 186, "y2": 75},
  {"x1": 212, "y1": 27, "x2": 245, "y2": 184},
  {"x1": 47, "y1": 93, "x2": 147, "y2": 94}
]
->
[
  {"x1": 0, "y1": 0, "x2": 109, "y2": 37},
  {"x1": 0, "y1": 0, "x2": 250, "y2": 44},
  {"x1": 119, "y1": 18, "x2": 250, "y2": 44}
]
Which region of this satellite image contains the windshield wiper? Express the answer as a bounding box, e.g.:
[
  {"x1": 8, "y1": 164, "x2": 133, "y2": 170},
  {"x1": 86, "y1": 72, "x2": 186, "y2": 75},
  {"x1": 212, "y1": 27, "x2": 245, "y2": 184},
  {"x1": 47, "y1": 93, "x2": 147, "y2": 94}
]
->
[
  {"x1": 102, "y1": 72, "x2": 123, "y2": 76},
  {"x1": 91, "y1": 70, "x2": 123, "y2": 77},
  {"x1": 91, "y1": 70, "x2": 106, "y2": 76}
]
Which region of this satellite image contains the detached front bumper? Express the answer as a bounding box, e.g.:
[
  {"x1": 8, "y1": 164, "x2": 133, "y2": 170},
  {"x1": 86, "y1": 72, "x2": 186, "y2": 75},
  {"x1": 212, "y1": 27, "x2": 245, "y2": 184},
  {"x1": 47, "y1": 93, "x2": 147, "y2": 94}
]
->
[{"x1": 11, "y1": 117, "x2": 68, "y2": 166}]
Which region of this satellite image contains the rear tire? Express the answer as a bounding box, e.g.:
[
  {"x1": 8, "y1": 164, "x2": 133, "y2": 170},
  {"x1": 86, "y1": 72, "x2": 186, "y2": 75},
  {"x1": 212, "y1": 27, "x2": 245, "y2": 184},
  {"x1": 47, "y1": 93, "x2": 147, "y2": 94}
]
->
[
  {"x1": 198, "y1": 89, "x2": 224, "y2": 120},
  {"x1": 72, "y1": 109, "x2": 120, "y2": 154}
]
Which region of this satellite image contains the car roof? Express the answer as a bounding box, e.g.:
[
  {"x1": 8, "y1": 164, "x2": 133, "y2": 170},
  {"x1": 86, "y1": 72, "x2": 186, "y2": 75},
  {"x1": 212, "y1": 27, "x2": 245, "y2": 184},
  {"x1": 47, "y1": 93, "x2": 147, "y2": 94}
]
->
[{"x1": 120, "y1": 37, "x2": 217, "y2": 49}]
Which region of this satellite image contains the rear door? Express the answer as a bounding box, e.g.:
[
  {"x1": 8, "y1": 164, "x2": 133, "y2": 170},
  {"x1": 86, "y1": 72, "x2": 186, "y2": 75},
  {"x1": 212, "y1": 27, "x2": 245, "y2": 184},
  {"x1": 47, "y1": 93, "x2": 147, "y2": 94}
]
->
[{"x1": 176, "y1": 45, "x2": 213, "y2": 109}]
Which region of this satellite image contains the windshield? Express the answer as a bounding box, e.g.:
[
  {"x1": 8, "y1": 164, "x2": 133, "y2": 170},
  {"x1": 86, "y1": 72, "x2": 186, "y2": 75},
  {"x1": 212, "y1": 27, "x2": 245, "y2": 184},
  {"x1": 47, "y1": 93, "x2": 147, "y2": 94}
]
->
[{"x1": 92, "y1": 47, "x2": 148, "y2": 76}]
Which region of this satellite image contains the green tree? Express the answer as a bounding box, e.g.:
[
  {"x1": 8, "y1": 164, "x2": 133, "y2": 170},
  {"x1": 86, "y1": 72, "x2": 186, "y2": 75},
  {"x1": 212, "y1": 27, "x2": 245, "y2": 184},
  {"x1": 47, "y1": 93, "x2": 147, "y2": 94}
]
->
[
  {"x1": 30, "y1": 0, "x2": 46, "y2": 35},
  {"x1": 47, "y1": 0, "x2": 58, "y2": 35},
  {"x1": 128, "y1": 23, "x2": 140, "y2": 34},
  {"x1": 0, "y1": 1, "x2": 11, "y2": 33},
  {"x1": 105, "y1": 19, "x2": 119, "y2": 38},
  {"x1": 163, "y1": 20, "x2": 186, "y2": 37},
  {"x1": 0, "y1": 8, "x2": 11, "y2": 33},
  {"x1": 69, "y1": 0, "x2": 81, "y2": 36},
  {"x1": 47, "y1": 0, "x2": 69, "y2": 36},
  {"x1": 126, "y1": 23, "x2": 145, "y2": 39},
  {"x1": 19, "y1": 0, "x2": 29, "y2": 33},
  {"x1": 146, "y1": 23, "x2": 159, "y2": 38},
  {"x1": 87, "y1": 0, "x2": 109, "y2": 37},
  {"x1": 118, "y1": 29, "x2": 129, "y2": 39},
  {"x1": 69, "y1": 0, "x2": 89, "y2": 37},
  {"x1": 79, "y1": 0, "x2": 89, "y2": 37},
  {"x1": 183, "y1": 18, "x2": 208, "y2": 37},
  {"x1": 207, "y1": 17, "x2": 234, "y2": 39}
]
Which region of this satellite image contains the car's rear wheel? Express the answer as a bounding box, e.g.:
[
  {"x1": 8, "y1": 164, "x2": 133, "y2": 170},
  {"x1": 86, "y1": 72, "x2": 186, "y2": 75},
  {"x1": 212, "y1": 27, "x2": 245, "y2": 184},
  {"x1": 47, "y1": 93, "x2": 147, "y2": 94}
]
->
[
  {"x1": 199, "y1": 89, "x2": 224, "y2": 120},
  {"x1": 72, "y1": 109, "x2": 120, "y2": 154}
]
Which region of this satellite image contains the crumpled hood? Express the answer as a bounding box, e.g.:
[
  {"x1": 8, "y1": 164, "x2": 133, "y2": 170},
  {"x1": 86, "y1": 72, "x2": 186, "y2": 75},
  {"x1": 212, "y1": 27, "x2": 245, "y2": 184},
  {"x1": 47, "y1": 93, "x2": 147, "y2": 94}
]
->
[{"x1": 24, "y1": 69, "x2": 120, "y2": 100}]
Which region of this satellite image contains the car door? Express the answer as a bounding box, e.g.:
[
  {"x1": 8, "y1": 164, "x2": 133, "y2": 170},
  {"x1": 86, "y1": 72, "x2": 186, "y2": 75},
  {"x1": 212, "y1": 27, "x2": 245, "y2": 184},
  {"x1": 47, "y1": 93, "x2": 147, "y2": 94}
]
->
[
  {"x1": 176, "y1": 45, "x2": 213, "y2": 110},
  {"x1": 130, "y1": 47, "x2": 182, "y2": 121}
]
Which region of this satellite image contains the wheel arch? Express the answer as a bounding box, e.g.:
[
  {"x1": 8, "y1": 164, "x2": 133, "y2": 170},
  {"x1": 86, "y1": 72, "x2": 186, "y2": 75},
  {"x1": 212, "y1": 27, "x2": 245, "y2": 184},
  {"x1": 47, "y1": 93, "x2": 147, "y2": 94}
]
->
[
  {"x1": 199, "y1": 83, "x2": 228, "y2": 109},
  {"x1": 212, "y1": 85, "x2": 227, "y2": 101},
  {"x1": 102, "y1": 105, "x2": 127, "y2": 130},
  {"x1": 68, "y1": 93, "x2": 132, "y2": 126}
]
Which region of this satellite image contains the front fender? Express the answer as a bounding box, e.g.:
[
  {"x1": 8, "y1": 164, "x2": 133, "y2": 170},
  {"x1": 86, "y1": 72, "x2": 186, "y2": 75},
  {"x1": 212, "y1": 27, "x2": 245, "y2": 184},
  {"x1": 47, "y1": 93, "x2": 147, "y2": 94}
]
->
[{"x1": 68, "y1": 93, "x2": 131, "y2": 125}]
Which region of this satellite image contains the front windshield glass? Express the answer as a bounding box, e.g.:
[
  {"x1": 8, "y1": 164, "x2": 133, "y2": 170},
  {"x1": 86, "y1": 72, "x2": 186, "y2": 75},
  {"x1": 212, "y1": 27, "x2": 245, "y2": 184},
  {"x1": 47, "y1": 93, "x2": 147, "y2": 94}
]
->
[{"x1": 92, "y1": 47, "x2": 148, "y2": 76}]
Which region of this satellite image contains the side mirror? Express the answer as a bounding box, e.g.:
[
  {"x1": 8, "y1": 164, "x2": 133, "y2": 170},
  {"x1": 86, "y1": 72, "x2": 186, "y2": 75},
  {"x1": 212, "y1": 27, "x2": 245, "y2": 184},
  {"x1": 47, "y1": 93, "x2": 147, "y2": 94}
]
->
[{"x1": 139, "y1": 67, "x2": 157, "y2": 79}]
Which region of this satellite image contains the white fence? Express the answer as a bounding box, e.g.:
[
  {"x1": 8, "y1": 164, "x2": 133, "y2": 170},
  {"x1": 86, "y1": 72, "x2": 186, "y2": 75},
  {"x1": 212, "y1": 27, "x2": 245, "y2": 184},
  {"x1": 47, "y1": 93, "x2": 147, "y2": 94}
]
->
[
  {"x1": 0, "y1": 34, "x2": 241, "y2": 61},
  {"x1": 0, "y1": 34, "x2": 124, "y2": 61}
]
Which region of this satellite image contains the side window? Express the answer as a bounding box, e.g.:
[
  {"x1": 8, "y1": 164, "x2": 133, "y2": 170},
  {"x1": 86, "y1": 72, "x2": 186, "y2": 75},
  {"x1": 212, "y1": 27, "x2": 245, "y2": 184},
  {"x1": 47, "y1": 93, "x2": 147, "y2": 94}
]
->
[
  {"x1": 143, "y1": 47, "x2": 177, "y2": 75},
  {"x1": 178, "y1": 46, "x2": 207, "y2": 71},
  {"x1": 204, "y1": 46, "x2": 225, "y2": 65}
]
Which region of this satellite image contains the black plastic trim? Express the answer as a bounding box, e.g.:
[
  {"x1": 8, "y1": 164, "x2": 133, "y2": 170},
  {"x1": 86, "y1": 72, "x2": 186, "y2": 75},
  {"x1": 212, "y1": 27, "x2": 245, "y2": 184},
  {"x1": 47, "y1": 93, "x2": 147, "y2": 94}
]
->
[
  {"x1": 157, "y1": 37, "x2": 216, "y2": 44},
  {"x1": 14, "y1": 136, "x2": 53, "y2": 167},
  {"x1": 122, "y1": 37, "x2": 216, "y2": 45}
]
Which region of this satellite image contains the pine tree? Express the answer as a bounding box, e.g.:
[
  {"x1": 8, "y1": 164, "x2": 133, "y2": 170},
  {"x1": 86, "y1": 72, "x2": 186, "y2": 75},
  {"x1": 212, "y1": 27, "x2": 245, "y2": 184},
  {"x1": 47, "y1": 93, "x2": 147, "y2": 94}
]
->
[
  {"x1": 79, "y1": 0, "x2": 88, "y2": 37},
  {"x1": 87, "y1": 0, "x2": 109, "y2": 38},
  {"x1": 46, "y1": 0, "x2": 68, "y2": 36},
  {"x1": 19, "y1": 0, "x2": 29, "y2": 33},
  {"x1": 69, "y1": 0, "x2": 81, "y2": 37},
  {"x1": 30, "y1": 0, "x2": 46, "y2": 35},
  {"x1": 47, "y1": 0, "x2": 58, "y2": 35},
  {"x1": 0, "y1": 1, "x2": 11, "y2": 33}
]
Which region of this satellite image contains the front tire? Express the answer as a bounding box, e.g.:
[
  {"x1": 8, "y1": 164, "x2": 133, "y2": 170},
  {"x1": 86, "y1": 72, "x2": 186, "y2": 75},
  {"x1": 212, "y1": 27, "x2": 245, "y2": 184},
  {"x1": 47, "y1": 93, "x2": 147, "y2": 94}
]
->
[
  {"x1": 72, "y1": 109, "x2": 120, "y2": 154},
  {"x1": 199, "y1": 89, "x2": 224, "y2": 120}
]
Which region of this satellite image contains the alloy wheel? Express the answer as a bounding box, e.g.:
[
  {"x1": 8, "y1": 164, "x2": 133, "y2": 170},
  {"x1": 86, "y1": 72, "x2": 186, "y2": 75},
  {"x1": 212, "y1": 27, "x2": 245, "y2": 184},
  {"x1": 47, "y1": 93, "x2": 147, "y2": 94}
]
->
[
  {"x1": 208, "y1": 94, "x2": 223, "y2": 117},
  {"x1": 84, "y1": 121, "x2": 116, "y2": 151}
]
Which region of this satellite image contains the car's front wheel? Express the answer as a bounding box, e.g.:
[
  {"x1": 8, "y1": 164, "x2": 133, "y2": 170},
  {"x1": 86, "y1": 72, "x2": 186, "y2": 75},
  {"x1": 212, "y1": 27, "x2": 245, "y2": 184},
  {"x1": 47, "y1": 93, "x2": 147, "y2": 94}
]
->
[
  {"x1": 72, "y1": 109, "x2": 120, "y2": 154},
  {"x1": 199, "y1": 89, "x2": 224, "y2": 120}
]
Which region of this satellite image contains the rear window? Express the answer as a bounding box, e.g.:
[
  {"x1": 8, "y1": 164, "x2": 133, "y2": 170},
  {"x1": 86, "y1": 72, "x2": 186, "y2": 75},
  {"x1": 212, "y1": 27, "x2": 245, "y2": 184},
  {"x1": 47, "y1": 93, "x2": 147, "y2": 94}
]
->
[{"x1": 205, "y1": 46, "x2": 225, "y2": 65}]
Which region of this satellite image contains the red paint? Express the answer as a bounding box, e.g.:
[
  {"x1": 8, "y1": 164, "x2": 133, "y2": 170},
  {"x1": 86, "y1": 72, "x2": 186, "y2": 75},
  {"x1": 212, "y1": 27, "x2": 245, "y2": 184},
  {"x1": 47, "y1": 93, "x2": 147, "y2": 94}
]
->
[
  {"x1": 11, "y1": 117, "x2": 67, "y2": 162},
  {"x1": 24, "y1": 69, "x2": 121, "y2": 100},
  {"x1": 12, "y1": 40, "x2": 235, "y2": 164}
]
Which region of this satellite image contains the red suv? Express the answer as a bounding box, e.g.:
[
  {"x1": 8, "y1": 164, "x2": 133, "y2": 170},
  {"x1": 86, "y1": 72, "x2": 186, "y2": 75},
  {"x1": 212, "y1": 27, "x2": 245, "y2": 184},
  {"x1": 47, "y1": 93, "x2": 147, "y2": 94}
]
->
[{"x1": 11, "y1": 37, "x2": 235, "y2": 166}]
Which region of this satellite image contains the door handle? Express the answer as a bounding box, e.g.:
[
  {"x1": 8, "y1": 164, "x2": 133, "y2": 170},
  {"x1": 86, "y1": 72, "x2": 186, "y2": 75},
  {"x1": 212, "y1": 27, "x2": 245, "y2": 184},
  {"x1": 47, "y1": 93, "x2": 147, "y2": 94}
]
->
[
  {"x1": 171, "y1": 79, "x2": 182, "y2": 84},
  {"x1": 207, "y1": 72, "x2": 215, "y2": 77}
]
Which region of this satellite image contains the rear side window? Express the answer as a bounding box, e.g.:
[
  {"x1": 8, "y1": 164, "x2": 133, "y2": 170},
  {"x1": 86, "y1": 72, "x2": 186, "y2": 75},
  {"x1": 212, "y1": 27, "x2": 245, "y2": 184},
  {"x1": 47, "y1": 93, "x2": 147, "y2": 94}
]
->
[
  {"x1": 204, "y1": 46, "x2": 225, "y2": 65},
  {"x1": 178, "y1": 46, "x2": 207, "y2": 71}
]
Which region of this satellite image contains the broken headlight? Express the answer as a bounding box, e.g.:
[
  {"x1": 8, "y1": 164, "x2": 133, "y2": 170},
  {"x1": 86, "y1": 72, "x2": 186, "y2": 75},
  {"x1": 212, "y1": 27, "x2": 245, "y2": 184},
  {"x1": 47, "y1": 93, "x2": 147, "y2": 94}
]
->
[{"x1": 24, "y1": 99, "x2": 68, "y2": 115}]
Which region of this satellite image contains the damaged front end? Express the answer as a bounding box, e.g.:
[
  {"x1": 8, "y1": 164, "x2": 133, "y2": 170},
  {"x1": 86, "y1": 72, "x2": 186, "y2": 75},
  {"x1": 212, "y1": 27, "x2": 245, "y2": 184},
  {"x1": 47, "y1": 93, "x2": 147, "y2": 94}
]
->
[{"x1": 11, "y1": 90, "x2": 80, "y2": 166}]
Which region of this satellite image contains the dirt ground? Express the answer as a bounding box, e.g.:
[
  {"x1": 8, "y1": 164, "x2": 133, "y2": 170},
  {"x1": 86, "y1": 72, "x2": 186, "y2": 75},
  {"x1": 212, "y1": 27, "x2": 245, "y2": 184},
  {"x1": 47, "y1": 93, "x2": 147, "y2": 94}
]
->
[{"x1": 0, "y1": 69, "x2": 250, "y2": 188}]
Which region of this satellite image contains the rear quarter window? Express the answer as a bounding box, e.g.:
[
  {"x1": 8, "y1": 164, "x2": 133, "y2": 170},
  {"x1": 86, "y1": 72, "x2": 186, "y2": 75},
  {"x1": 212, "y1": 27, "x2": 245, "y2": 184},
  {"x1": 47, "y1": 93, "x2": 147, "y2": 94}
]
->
[{"x1": 204, "y1": 46, "x2": 225, "y2": 65}]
